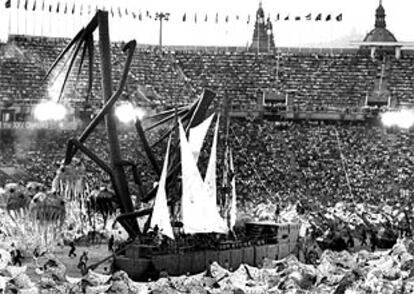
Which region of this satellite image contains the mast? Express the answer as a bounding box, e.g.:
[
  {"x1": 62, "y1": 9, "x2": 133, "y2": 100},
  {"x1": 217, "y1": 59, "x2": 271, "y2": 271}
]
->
[
  {"x1": 222, "y1": 87, "x2": 232, "y2": 209},
  {"x1": 97, "y1": 11, "x2": 139, "y2": 237},
  {"x1": 224, "y1": 88, "x2": 231, "y2": 147}
]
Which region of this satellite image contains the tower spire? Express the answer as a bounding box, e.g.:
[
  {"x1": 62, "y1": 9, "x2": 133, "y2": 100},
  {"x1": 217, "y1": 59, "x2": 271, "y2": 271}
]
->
[
  {"x1": 375, "y1": 0, "x2": 386, "y2": 28},
  {"x1": 250, "y1": 2, "x2": 275, "y2": 53}
]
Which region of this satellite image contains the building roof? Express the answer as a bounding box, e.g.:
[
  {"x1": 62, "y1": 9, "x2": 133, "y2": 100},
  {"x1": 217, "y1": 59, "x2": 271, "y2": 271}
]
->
[
  {"x1": 363, "y1": 0, "x2": 397, "y2": 43},
  {"x1": 363, "y1": 28, "x2": 397, "y2": 43}
]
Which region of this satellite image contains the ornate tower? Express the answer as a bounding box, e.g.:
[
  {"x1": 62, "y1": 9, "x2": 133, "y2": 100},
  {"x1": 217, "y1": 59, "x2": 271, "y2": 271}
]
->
[
  {"x1": 266, "y1": 16, "x2": 275, "y2": 51},
  {"x1": 363, "y1": 0, "x2": 397, "y2": 43},
  {"x1": 250, "y1": 2, "x2": 275, "y2": 53},
  {"x1": 374, "y1": 0, "x2": 386, "y2": 28},
  {"x1": 361, "y1": 0, "x2": 400, "y2": 59}
]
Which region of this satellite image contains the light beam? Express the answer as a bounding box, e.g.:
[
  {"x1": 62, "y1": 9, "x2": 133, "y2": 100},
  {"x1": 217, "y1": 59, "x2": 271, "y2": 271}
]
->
[
  {"x1": 115, "y1": 102, "x2": 145, "y2": 123},
  {"x1": 33, "y1": 101, "x2": 68, "y2": 121},
  {"x1": 381, "y1": 109, "x2": 414, "y2": 129}
]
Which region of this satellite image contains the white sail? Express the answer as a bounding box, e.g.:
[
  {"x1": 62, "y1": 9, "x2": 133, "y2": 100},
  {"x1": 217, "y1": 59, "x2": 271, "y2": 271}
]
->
[
  {"x1": 203, "y1": 116, "x2": 229, "y2": 233},
  {"x1": 188, "y1": 113, "x2": 215, "y2": 162},
  {"x1": 150, "y1": 136, "x2": 174, "y2": 240},
  {"x1": 179, "y1": 120, "x2": 209, "y2": 233},
  {"x1": 229, "y1": 148, "x2": 237, "y2": 231},
  {"x1": 179, "y1": 120, "x2": 226, "y2": 234}
]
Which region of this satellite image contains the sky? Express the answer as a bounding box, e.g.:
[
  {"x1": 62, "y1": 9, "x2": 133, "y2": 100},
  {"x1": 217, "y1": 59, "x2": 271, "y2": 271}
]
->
[
  {"x1": 2, "y1": 0, "x2": 414, "y2": 47},
  {"x1": 108, "y1": 0, "x2": 414, "y2": 47}
]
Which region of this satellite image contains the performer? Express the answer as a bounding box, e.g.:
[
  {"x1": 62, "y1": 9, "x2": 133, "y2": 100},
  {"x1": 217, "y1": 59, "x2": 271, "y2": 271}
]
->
[
  {"x1": 346, "y1": 230, "x2": 354, "y2": 250},
  {"x1": 68, "y1": 240, "x2": 77, "y2": 258},
  {"x1": 10, "y1": 244, "x2": 23, "y2": 266},
  {"x1": 78, "y1": 251, "x2": 89, "y2": 275},
  {"x1": 274, "y1": 204, "x2": 280, "y2": 222},
  {"x1": 370, "y1": 231, "x2": 377, "y2": 252},
  {"x1": 108, "y1": 234, "x2": 114, "y2": 252},
  {"x1": 33, "y1": 247, "x2": 40, "y2": 259}
]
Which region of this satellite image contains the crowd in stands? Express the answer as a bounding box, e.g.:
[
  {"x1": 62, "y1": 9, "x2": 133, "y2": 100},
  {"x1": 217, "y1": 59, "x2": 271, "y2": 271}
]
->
[
  {"x1": 1, "y1": 118, "x2": 414, "y2": 211},
  {"x1": 2, "y1": 35, "x2": 414, "y2": 211},
  {"x1": 3, "y1": 36, "x2": 414, "y2": 113},
  {"x1": 230, "y1": 119, "x2": 414, "y2": 209}
]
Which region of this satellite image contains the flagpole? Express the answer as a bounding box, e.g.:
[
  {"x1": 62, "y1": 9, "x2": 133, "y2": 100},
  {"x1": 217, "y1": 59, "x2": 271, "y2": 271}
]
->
[
  {"x1": 155, "y1": 12, "x2": 169, "y2": 51},
  {"x1": 257, "y1": 22, "x2": 259, "y2": 54},
  {"x1": 24, "y1": 2, "x2": 27, "y2": 36},
  {"x1": 7, "y1": 1, "x2": 11, "y2": 40}
]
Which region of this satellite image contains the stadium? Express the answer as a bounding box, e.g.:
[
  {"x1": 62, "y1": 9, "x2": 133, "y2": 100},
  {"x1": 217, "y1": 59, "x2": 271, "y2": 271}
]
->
[{"x1": 1, "y1": 0, "x2": 414, "y2": 293}]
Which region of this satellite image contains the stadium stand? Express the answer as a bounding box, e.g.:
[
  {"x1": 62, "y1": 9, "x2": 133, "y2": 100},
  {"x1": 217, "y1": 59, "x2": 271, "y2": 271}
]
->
[
  {"x1": 1, "y1": 35, "x2": 414, "y2": 207},
  {"x1": 1, "y1": 36, "x2": 414, "y2": 114}
]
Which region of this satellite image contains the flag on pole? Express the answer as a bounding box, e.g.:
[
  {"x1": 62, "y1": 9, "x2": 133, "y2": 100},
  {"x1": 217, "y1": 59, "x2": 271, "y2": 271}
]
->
[
  {"x1": 276, "y1": 13, "x2": 280, "y2": 21},
  {"x1": 56, "y1": 2, "x2": 60, "y2": 12},
  {"x1": 32, "y1": 0, "x2": 36, "y2": 10},
  {"x1": 110, "y1": 7, "x2": 114, "y2": 17},
  {"x1": 284, "y1": 15, "x2": 289, "y2": 21},
  {"x1": 225, "y1": 15, "x2": 228, "y2": 22},
  {"x1": 247, "y1": 14, "x2": 250, "y2": 24},
  {"x1": 194, "y1": 12, "x2": 197, "y2": 23},
  {"x1": 236, "y1": 15, "x2": 239, "y2": 20},
  {"x1": 305, "y1": 13, "x2": 311, "y2": 20},
  {"x1": 139, "y1": 11, "x2": 142, "y2": 20},
  {"x1": 215, "y1": 12, "x2": 218, "y2": 23},
  {"x1": 326, "y1": 14, "x2": 331, "y2": 21},
  {"x1": 71, "y1": 2, "x2": 75, "y2": 14},
  {"x1": 315, "y1": 13, "x2": 322, "y2": 21},
  {"x1": 204, "y1": 13, "x2": 207, "y2": 21},
  {"x1": 125, "y1": 7, "x2": 128, "y2": 15},
  {"x1": 117, "y1": 6, "x2": 121, "y2": 17},
  {"x1": 5, "y1": 0, "x2": 10, "y2": 8},
  {"x1": 24, "y1": 0, "x2": 28, "y2": 10},
  {"x1": 336, "y1": 13, "x2": 342, "y2": 21},
  {"x1": 295, "y1": 16, "x2": 300, "y2": 21},
  {"x1": 182, "y1": 13, "x2": 186, "y2": 22},
  {"x1": 48, "y1": 3, "x2": 52, "y2": 12}
]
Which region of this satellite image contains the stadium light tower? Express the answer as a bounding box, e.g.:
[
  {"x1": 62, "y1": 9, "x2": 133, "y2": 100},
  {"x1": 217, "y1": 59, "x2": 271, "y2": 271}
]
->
[{"x1": 155, "y1": 12, "x2": 170, "y2": 51}]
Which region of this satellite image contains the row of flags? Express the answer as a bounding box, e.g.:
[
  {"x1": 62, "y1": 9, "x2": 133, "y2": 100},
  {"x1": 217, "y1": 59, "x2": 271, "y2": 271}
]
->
[
  {"x1": 4, "y1": 1, "x2": 343, "y2": 23},
  {"x1": 5, "y1": 0, "x2": 103, "y2": 15},
  {"x1": 182, "y1": 13, "x2": 343, "y2": 23},
  {"x1": 278, "y1": 13, "x2": 343, "y2": 22}
]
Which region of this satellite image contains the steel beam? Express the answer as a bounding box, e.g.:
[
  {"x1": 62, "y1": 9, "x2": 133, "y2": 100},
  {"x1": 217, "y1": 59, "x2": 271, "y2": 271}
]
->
[{"x1": 97, "y1": 11, "x2": 139, "y2": 238}]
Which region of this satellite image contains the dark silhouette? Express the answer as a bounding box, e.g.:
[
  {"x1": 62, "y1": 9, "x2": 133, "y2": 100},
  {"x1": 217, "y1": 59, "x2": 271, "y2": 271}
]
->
[
  {"x1": 108, "y1": 234, "x2": 114, "y2": 252},
  {"x1": 68, "y1": 241, "x2": 77, "y2": 258}
]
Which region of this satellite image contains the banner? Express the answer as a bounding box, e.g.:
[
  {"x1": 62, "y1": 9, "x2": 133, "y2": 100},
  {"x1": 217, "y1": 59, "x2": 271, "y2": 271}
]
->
[{"x1": 0, "y1": 121, "x2": 78, "y2": 130}]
